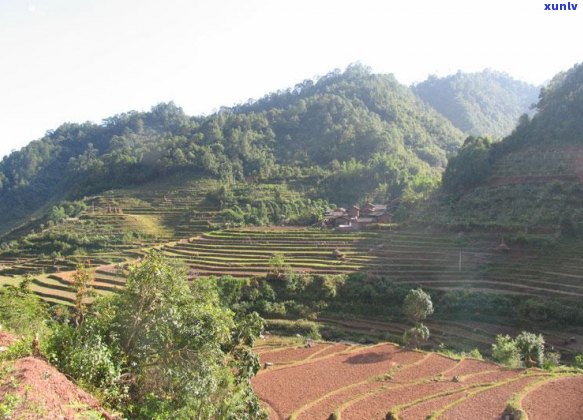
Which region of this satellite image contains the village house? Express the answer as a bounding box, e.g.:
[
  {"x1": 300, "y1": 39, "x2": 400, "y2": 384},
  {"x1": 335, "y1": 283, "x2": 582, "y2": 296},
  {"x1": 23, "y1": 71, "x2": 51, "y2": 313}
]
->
[{"x1": 323, "y1": 202, "x2": 392, "y2": 230}]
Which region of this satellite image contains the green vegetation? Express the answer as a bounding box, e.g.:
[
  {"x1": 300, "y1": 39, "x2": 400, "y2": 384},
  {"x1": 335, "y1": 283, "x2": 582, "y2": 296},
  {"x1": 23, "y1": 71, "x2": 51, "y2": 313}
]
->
[
  {"x1": 0, "y1": 64, "x2": 465, "y2": 237},
  {"x1": 492, "y1": 332, "x2": 546, "y2": 368},
  {"x1": 0, "y1": 278, "x2": 49, "y2": 337},
  {"x1": 402, "y1": 288, "x2": 434, "y2": 348},
  {"x1": 414, "y1": 70, "x2": 538, "y2": 137},
  {"x1": 434, "y1": 62, "x2": 583, "y2": 231},
  {"x1": 1, "y1": 61, "x2": 583, "y2": 400},
  {"x1": 45, "y1": 252, "x2": 266, "y2": 418},
  {"x1": 442, "y1": 136, "x2": 493, "y2": 193},
  {"x1": 1, "y1": 253, "x2": 267, "y2": 419}
]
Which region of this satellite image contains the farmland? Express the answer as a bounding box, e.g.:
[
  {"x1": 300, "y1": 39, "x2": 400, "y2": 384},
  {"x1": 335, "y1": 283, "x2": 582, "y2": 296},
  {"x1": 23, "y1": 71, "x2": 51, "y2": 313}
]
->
[
  {"x1": 12, "y1": 224, "x2": 583, "y2": 304},
  {"x1": 252, "y1": 337, "x2": 583, "y2": 419},
  {"x1": 4, "y1": 223, "x2": 583, "y2": 357}
]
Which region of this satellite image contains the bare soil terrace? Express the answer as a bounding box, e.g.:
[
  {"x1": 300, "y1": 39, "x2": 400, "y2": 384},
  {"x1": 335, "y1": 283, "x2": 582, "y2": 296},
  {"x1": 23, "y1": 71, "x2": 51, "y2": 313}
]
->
[{"x1": 252, "y1": 337, "x2": 583, "y2": 420}]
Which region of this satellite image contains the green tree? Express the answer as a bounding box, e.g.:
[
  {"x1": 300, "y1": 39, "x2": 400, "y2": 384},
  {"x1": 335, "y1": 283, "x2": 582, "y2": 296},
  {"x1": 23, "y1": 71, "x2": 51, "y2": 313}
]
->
[
  {"x1": 402, "y1": 288, "x2": 434, "y2": 348},
  {"x1": 48, "y1": 252, "x2": 267, "y2": 418},
  {"x1": 0, "y1": 278, "x2": 48, "y2": 336},
  {"x1": 49, "y1": 205, "x2": 67, "y2": 223},
  {"x1": 267, "y1": 253, "x2": 288, "y2": 280},
  {"x1": 71, "y1": 262, "x2": 95, "y2": 327},
  {"x1": 403, "y1": 288, "x2": 434, "y2": 323},
  {"x1": 442, "y1": 136, "x2": 493, "y2": 192}
]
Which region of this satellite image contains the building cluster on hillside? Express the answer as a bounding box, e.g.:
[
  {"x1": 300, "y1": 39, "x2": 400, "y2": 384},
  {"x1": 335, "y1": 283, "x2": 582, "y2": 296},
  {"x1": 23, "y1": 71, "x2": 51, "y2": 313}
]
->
[{"x1": 323, "y1": 202, "x2": 392, "y2": 230}]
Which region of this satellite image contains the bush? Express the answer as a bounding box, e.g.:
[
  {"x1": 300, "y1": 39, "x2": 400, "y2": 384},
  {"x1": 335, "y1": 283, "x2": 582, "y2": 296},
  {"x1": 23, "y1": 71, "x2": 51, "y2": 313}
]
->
[
  {"x1": 265, "y1": 319, "x2": 321, "y2": 340},
  {"x1": 0, "y1": 281, "x2": 49, "y2": 336},
  {"x1": 515, "y1": 331, "x2": 545, "y2": 368},
  {"x1": 542, "y1": 351, "x2": 561, "y2": 370},
  {"x1": 492, "y1": 334, "x2": 522, "y2": 368},
  {"x1": 575, "y1": 353, "x2": 583, "y2": 369},
  {"x1": 492, "y1": 332, "x2": 546, "y2": 368},
  {"x1": 0, "y1": 338, "x2": 33, "y2": 362},
  {"x1": 402, "y1": 323, "x2": 430, "y2": 349}
]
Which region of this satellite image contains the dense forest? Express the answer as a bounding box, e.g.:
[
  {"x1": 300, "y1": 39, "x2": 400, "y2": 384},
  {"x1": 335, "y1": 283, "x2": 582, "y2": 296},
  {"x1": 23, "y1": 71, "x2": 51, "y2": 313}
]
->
[
  {"x1": 0, "y1": 64, "x2": 465, "y2": 234},
  {"x1": 414, "y1": 70, "x2": 539, "y2": 138}
]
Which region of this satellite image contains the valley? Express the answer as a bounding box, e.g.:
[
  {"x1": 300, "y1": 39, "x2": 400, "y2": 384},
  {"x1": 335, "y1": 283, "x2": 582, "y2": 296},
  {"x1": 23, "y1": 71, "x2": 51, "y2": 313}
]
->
[{"x1": 1, "y1": 63, "x2": 583, "y2": 419}]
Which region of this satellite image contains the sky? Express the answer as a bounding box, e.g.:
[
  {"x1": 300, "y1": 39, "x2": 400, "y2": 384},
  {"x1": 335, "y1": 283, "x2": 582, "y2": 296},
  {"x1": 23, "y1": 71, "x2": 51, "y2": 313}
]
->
[{"x1": 0, "y1": 0, "x2": 581, "y2": 158}]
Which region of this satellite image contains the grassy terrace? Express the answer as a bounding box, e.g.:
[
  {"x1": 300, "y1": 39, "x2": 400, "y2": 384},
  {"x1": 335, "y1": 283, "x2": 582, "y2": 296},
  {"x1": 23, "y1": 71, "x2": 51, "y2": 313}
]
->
[
  {"x1": 2, "y1": 226, "x2": 583, "y2": 314},
  {"x1": 97, "y1": 177, "x2": 221, "y2": 239},
  {"x1": 160, "y1": 228, "x2": 376, "y2": 278}
]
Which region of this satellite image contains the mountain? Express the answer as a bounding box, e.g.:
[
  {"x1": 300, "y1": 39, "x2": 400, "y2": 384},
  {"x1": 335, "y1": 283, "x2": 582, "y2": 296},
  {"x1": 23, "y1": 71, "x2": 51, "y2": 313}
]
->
[
  {"x1": 414, "y1": 70, "x2": 539, "y2": 138},
  {"x1": 0, "y1": 64, "x2": 464, "y2": 236},
  {"x1": 434, "y1": 63, "x2": 583, "y2": 232}
]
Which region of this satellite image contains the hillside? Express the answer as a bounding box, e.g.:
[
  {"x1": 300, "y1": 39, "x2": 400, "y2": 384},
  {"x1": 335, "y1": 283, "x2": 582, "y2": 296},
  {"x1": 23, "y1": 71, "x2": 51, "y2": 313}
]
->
[
  {"x1": 432, "y1": 62, "x2": 583, "y2": 232},
  {"x1": 414, "y1": 70, "x2": 539, "y2": 138},
  {"x1": 0, "y1": 355, "x2": 112, "y2": 419},
  {"x1": 0, "y1": 64, "x2": 464, "y2": 237}
]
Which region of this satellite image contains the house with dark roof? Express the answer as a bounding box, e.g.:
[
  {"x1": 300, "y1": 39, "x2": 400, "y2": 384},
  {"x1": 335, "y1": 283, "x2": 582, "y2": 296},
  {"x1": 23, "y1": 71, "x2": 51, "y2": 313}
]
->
[{"x1": 323, "y1": 202, "x2": 392, "y2": 229}]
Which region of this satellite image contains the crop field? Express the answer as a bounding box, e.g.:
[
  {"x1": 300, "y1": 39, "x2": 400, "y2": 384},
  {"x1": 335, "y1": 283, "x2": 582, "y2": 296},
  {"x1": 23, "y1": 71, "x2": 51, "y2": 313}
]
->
[
  {"x1": 0, "y1": 221, "x2": 583, "y2": 353},
  {"x1": 89, "y1": 177, "x2": 221, "y2": 239},
  {"x1": 160, "y1": 228, "x2": 377, "y2": 278},
  {"x1": 4, "y1": 227, "x2": 583, "y2": 337},
  {"x1": 252, "y1": 337, "x2": 583, "y2": 420}
]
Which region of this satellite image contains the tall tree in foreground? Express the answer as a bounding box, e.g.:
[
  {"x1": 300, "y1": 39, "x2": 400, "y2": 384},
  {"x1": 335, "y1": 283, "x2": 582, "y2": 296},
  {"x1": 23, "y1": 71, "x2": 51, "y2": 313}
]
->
[{"x1": 49, "y1": 251, "x2": 267, "y2": 419}]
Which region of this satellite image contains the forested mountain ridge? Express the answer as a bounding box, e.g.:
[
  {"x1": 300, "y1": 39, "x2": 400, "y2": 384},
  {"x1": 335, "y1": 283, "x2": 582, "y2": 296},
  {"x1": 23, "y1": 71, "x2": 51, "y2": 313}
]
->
[
  {"x1": 432, "y1": 63, "x2": 583, "y2": 231},
  {"x1": 414, "y1": 70, "x2": 539, "y2": 138},
  {"x1": 0, "y1": 64, "x2": 465, "y2": 235}
]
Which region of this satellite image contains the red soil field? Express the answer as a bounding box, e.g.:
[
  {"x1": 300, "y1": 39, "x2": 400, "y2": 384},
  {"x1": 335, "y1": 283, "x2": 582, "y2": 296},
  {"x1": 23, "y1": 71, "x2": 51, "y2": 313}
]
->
[
  {"x1": 523, "y1": 375, "x2": 583, "y2": 420},
  {"x1": 258, "y1": 343, "x2": 345, "y2": 365},
  {"x1": 252, "y1": 338, "x2": 583, "y2": 420},
  {"x1": 0, "y1": 357, "x2": 113, "y2": 419}
]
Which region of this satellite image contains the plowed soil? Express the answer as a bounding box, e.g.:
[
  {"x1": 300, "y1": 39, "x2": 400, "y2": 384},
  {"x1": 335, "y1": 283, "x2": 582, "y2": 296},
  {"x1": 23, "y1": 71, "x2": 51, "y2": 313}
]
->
[
  {"x1": 523, "y1": 375, "x2": 583, "y2": 420},
  {"x1": 252, "y1": 338, "x2": 583, "y2": 420}
]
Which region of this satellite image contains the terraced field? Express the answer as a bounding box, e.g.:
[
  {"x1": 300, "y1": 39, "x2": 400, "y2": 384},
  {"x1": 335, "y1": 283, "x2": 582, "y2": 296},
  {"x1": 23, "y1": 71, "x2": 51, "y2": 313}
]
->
[
  {"x1": 160, "y1": 228, "x2": 377, "y2": 278},
  {"x1": 7, "y1": 227, "x2": 583, "y2": 319},
  {"x1": 91, "y1": 177, "x2": 221, "y2": 239},
  {"x1": 252, "y1": 337, "x2": 583, "y2": 420}
]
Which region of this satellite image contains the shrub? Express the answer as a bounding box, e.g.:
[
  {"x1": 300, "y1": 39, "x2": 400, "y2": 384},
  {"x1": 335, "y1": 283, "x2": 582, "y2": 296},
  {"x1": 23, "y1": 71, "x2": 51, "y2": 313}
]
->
[
  {"x1": 492, "y1": 334, "x2": 522, "y2": 368},
  {"x1": 492, "y1": 332, "x2": 546, "y2": 368},
  {"x1": 542, "y1": 351, "x2": 561, "y2": 370},
  {"x1": 0, "y1": 281, "x2": 49, "y2": 336},
  {"x1": 265, "y1": 319, "x2": 321, "y2": 340},
  {"x1": 575, "y1": 353, "x2": 583, "y2": 369},
  {"x1": 515, "y1": 331, "x2": 545, "y2": 368}
]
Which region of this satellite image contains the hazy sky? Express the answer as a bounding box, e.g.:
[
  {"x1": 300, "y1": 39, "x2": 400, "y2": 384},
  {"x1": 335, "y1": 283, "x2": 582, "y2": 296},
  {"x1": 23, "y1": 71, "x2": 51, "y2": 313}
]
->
[{"x1": 0, "y1": 0, "x2": 581, "y2": 158}]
